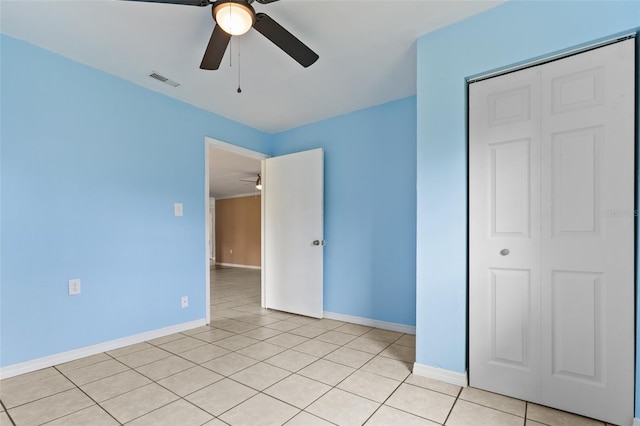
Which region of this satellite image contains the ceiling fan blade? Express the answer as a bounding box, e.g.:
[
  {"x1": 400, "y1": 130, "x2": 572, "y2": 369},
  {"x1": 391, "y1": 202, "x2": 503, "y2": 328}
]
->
[
  {"x1": 254, "y1": 0, "x2": 281, "y2": 4},
  {"x1": 200, "y1": 25, "x2": 231, "y2": 70},
  {"x1": 125, "y1": 0, "x2": 210, "y2": 6},
  {"x1": 253, "y1": 13, "x2": 319, "y2": 68}
]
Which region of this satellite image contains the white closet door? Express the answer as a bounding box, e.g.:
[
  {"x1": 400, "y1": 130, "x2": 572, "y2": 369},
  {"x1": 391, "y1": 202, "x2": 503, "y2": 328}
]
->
[
  {"x1": 469, "y1": 39, "x2": 635, "y2": 425},
  {"x1": 538, "y1": 39, "x2": 635, "y2": 423},
  {"x1": 469, "y1": 65, "x2": 542, "y2": 402}
]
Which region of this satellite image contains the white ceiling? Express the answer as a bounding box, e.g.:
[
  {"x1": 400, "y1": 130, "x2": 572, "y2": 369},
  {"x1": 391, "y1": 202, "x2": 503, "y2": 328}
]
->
[
  {"x1": 1, "y1": 0, "x2": 503, "y2": 197},
  {"x1": 0, "y1": 0, "x2": 503, "y2": 134},
  {"x1": 208, "y1": 146, "x2": 263, "y2": 198}
]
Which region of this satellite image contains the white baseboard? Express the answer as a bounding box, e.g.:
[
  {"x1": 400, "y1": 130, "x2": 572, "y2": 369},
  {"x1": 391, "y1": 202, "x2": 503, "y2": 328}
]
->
[
  {"x1": 323, "y1": 311, "x2": 415, "y2": 334},
  {"x1": 412, "y1": 362, "x2": 468, "y2": 387},
  {"x1": 0, "y1": 318, "x2": 207, "y2": 380},
  {"x1": 215, "y1": 263, "x2": 261, "y2": 270}
]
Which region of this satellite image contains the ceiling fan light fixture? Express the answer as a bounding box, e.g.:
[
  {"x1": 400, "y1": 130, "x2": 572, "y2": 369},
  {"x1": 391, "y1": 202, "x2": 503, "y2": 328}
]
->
[{"x1": 214, "y1": 1, "x2": 255, "y2": 36}]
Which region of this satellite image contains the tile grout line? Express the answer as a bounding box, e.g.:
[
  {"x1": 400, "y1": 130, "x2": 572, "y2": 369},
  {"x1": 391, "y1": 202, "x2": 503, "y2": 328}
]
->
[
  {"x1": 93, "y1": 328, "x2": 256, "y2": 424},
  {"x1": 441, "y1": 385, "x2": 463, "y2": 425},
  {"x1": 359, "y1": 374, "x2": 408, "y2": 425},
  {"x1": 209, "y1": 272, "x2": 414, "y2": 425},
  {"x1": 203, "y1": 301, "x2": 412, "y2": 425},
  {"x1": 206, "y1": 270, "x2": 330, "y2": 423},
  {"x1": 189, "y1": 322, "x2": 343, "y2": 424},
  {"x1": 0, "y1": 398, "x2": 17, "y2": 426},
  {"x1": 98, "y1": 345, "x2": 231, "y2": 424},
  {"x1": 456, "y1": 391, "x2": 534, "y2": 421},
  {"x1": 137, "y1": 325, "x2": 304, "y2": 423},
  {"x1": 290, "y1": 329, "x2": 412, "y2": 425},
  {"x1": 52, "y1": 364, "x2": 125, "y2": 426},
  {"x1": 1, "y1": 363, "x2": 122, "y2": 412},
  {"x1": 57, "y1": 350, "x2": 204, "y2": 425}
]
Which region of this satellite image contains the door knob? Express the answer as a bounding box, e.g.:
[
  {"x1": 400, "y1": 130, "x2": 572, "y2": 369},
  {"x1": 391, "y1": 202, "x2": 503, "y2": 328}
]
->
[
  {"x1": 500, "y1": 249, "x2": 510, "y2": 256},
  {"x1": 312, "y1": 240, "x2": 325, "y2": 246}
]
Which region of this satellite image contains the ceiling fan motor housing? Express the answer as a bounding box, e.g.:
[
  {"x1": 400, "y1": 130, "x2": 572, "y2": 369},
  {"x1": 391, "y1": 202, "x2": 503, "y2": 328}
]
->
[{"x1": 212, "y1": 0, "x2": 256, "y2": 35}]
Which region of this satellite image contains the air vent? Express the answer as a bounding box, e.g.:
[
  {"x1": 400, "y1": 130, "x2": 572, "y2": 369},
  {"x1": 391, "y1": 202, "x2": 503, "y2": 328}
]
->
[{"x1": 149, "y1": 72, "x2": 180, "y2": 87}]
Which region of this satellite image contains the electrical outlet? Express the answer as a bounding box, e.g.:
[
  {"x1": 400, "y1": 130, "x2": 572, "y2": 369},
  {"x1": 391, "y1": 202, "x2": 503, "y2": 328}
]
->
[
  {"x1": 181, "y1": 296, "x2": 188, "y2": 308},
  {"x1": 68, "y1": 279, "x2": 81, "y2": 296},
  {"x1": 229, "y1": 249, "x2": 233, "y2": 254},
  {"x1": 174, "y1": 203, "x2": 183, "y2": 217}
]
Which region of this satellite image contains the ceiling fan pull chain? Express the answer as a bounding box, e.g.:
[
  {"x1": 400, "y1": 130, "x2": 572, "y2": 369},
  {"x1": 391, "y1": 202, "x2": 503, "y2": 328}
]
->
[
  {"x1": 228, "y1": 4, "x2": 233, "y2": 68},
  {"x1": 229, "y1": 32, "x2": 233, "y2": 67},
  {"x1": 237, "y1": 37, "x2": 242, "y2": 93}
]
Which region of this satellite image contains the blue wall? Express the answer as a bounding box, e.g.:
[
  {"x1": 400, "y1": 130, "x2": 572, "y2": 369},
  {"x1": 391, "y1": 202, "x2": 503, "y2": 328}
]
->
[
  {"x1": 1, "y1": 33, "x2": 417, "y2": 369},
  {"x1": 271, "y1": 97, "x2": 417, "y2": 326},
  {"x1": 0, "y1": 35, "x2": 270, "y2": 366},
  {"x1": 415, "y1": 0, "x2": 639, "y2": 413}
]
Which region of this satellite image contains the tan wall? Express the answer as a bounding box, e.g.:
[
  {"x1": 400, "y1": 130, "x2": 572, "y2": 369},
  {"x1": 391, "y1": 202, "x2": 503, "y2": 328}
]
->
[{"x1": 215, "y1": 195, "x2": 261, "y2": 267}]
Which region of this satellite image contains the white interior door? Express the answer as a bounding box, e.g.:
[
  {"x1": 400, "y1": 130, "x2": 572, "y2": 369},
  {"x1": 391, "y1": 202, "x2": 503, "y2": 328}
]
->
[
  {"x1": 469, "y1": 39, "x2": 635, "y2": 425},
  {"x1": 469, "y1": 64, "x2": 542, "y2": 402},
  {"x1": 263, "y1": 148, "x2": 324, "y2": 318}
]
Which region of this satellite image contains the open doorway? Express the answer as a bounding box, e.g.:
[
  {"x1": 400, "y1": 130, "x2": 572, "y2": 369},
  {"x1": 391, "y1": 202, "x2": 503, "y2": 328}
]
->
[{"x1": 205, "y1": 137, "x2": 268, "y2": 323}]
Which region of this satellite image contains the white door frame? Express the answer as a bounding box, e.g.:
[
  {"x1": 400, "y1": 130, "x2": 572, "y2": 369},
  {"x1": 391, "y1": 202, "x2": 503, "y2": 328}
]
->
[
  {"x1": 204, "y1": 137, "x2": 269, "y2": 323},
  {"x1": 209, "y1": 197, "x2": 215, "y2": 264}
]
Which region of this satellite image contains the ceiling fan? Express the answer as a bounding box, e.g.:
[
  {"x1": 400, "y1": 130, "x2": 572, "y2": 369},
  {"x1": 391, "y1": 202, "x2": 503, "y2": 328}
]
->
[
  {"x1": 240, "y1": 173, "x2": 262, "y2": 190},
  {"x1": 128, "y1": 0, "x2": 319, "y2": 71}
]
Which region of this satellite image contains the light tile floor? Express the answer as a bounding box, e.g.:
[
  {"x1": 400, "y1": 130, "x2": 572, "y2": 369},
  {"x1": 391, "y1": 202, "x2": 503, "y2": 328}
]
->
[{"x1": 0, "y1": 267, "x2": 616, "y2": 426}]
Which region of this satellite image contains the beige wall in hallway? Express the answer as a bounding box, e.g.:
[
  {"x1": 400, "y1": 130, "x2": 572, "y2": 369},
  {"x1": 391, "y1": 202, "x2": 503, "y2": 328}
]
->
[{"x1": 215, "y1": 195, "x2": 261, "y2": 267}]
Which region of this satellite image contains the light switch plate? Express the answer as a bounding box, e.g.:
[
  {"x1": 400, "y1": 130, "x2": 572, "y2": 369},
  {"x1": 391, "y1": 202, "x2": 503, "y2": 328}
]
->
[
  {"x1": 68, "y1": 279, "x2": 81, "y2": 295},
  {"x1": 174, "y1": 203, "x2": 183, "y2": 217}
]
